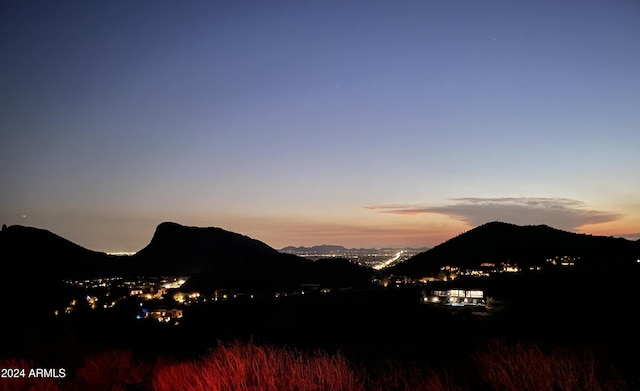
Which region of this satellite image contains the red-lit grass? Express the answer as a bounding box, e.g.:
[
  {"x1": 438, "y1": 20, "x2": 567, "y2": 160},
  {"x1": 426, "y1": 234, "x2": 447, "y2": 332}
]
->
[
  {"x1": 0, "y1": 358, "x2": 62, "y2": 391},
  {"x1": 152, "y1": 340, "x2": 364, "y2": 391},
  {"x1": 473, "y1": 340, "x2": 625, "y2": 391},
  {"x1": 362, "y1": 359, "x2": 462, "y2": 391},
  {"x1": 2, "y1": 339, "x2": 632, "y2": 390},
  {"x1": 66, "y1": 349, "x2": 152, "y2": 391}
]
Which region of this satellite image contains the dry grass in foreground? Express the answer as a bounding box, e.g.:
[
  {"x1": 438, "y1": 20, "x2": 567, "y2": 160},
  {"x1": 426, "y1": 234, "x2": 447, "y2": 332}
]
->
[
  {"x1": 474, "y1": 340, "x2": 626, "y2": 391},
  {"x1": 0, "y1": 339, "x2": 631, "y2": 390}
]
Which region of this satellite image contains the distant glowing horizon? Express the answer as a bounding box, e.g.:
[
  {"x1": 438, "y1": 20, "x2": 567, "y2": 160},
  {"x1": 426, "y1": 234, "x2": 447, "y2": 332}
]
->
[
  {"x1": 2, "y1": 1, "x2": 639, "y2": 252},
  {"x1": 4, "y1": 195, "x2": 639, "y2": 253}
]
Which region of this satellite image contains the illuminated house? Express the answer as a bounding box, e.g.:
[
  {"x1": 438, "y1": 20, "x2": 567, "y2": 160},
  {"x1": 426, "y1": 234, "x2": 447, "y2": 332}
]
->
[
  {"x1": 213, "y1": 289, "x2": 235, "y2": 301},
  {"x1": 422, "y1": 288, "x2": 485, "y2": 306},
  {"x1": 546, "y1": 255, "x2": 579, "y2": 267},
  {"x1": 141, "y1": 308, "x2": 183, "y2": 322},
  {"x1": 130, "y1": 289, "x2": 144, "y2": 296}
]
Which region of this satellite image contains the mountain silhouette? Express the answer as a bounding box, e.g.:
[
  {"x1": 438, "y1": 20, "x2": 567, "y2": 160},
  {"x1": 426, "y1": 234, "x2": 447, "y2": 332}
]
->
[
  {"x1": 388, "y1": 221, "x2": 639, "y2": 277},
  {"x1": 4, "y1": 220, "x2": 637, "y2": 294},
  {"x1": 280, "y1": 245, "x2": 349, "y2": 253},
  {"x1": 0, "y1": 222, "x2": 374, "y2": 295},
  {"x1": 130, "y1": 222, "x2": 280, "y2": 276},
  {"x1": 280, "y1": 245, "x2": 430, "y2": 258},
  {"x1": 0, "y1": 225, "x2": 118, "y2": 319},
  {"x1": 0, "y1": 225, "x2": 113, "y2": 279}
]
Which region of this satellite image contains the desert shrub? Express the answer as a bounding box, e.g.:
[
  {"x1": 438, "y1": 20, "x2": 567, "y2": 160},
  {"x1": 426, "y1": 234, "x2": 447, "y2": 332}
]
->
[
  {"x1": 363, "y1": 359, "x2": 462, "y2": 391},
  {"x1": 473, "y1": 339, "x2": 626, "y2": 391},
  {"x1": 67, "y1": 349, "x2": 152, "y2": 391},
  {"x1": 152, "y1": 340, "x2": 363, "y2": 391},
  {"x1": 6, "y1": 338, "x2": 632, "y2": 391}
]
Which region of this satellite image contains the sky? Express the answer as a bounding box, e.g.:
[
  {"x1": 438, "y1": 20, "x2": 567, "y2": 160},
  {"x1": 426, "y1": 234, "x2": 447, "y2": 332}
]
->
[{"x1": 1, "y1": 0, "x2": 639, "y2": 252}]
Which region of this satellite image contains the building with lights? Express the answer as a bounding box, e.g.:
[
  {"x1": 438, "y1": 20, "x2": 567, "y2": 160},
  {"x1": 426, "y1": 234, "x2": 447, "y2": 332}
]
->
[
  {"x1": 422, "y1": 288, "x2": 485, "y2": 306},
  {"x1": 140, "y1": 307, "x2": 183, "y2": 323}
]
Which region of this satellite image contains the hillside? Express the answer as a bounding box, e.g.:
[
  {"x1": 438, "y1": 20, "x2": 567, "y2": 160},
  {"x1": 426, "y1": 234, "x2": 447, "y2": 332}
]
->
[
  {"x1": 129, "y1": 222, "x2": 371, "y2": 291},
  {"x1": 0, "y1": 222, "x2": 374, "y2": 293},
  {"x1": 388, "y1": 221, "x2": 639, "y2": 277},
  {"x1": 0, "y1": 225, "x2": 115, "y2": 279},
  {"x1": 0, "y1": 225, "x2": 118, "y2": 318},
  {"x1": 130, "y1": 222, "x2": 280, "y2": 276}
]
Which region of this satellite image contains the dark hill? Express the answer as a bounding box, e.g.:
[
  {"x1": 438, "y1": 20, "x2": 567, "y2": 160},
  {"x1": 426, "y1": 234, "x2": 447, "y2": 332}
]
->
[
  {"x1": 136, "y1": 223, "x2": 374, "y2": 292},
  {"x1": 180, "y1": 254, "x2": 374, "y2": 294},
  {"x1": 310, "y1": 257, "x2": 375, "y2": 288},
  {"x1": 0, "y1": 222, "x2": 374, "y2": 289},
  {"x1": 0, "y1": 222, "x2": 375, "y2": 315},
  {"x1": 128, "y1": 223, "x2": 374, "y2": 293},
  {"x1": 130, "y1": 222, "x2": 280, "y2": 276},
  {"x1": 0, "y1": 225, "x2": 115, "y2": 279},
  {"x1": 0, "y1": 225, "x2": 118, "y2": 319},
  {"x1": 389, "y1": 221, "x2": 639, "y2": 277}
]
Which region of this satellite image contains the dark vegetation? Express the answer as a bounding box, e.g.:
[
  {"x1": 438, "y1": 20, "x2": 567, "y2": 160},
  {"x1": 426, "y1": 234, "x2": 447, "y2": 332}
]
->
[{"x1": 1, "y1": 339, "x2": 630, "y2": 391}]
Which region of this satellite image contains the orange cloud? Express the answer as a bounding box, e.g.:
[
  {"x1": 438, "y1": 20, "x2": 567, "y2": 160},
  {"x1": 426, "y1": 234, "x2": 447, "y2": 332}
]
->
[{"x1": 365, "y1": 197, "x2": 623, "y2": 232}]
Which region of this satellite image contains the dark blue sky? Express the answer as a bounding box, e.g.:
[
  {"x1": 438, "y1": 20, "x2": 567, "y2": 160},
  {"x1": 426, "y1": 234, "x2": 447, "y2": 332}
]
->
[{"x1": 2, "y1": 0, "x2": 639, "y2": 251}]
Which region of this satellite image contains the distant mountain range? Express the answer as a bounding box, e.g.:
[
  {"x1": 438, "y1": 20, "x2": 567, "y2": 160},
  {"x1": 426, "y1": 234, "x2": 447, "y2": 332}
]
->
[
  {"x1": 280, "y1": 244, "x2": 429, "y2": 258},
  {"x1": 281, "y1": 245, "x2": 429, "y2": 252},
  {"x1": 281, "y1": 245, "x2": 352, "y2": 253},
  {"x1": 388, "y1": 221, "x2": 640, "y2": 277}
]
